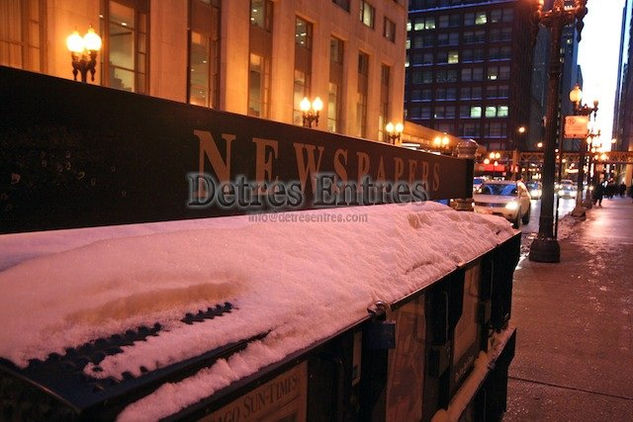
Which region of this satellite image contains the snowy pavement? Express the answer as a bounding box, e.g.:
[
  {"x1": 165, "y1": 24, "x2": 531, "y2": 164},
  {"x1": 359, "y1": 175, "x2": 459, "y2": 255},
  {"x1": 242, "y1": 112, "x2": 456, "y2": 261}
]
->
[{"x1": 505, "y1": 196, "x2": 633, "y2": 421}]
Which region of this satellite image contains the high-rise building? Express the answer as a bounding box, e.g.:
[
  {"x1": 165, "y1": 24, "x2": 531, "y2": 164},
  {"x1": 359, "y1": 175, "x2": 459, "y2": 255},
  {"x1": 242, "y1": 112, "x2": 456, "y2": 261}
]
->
[
  {"x1": 613, "y1": 0, "x2": 633, "y2": 183},
  {"x1": 0, "y1": 0, "x2": 407, "y2": 141},
  {"x1": 405, "y1": 0, "x2": 538, "y2": 153}
]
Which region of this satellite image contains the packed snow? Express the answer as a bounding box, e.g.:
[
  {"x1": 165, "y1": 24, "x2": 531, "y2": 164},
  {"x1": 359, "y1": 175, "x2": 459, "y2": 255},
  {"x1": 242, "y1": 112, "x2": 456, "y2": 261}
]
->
[{"x1": 0, "y1": 202, "x2": 515, "y2": 421}]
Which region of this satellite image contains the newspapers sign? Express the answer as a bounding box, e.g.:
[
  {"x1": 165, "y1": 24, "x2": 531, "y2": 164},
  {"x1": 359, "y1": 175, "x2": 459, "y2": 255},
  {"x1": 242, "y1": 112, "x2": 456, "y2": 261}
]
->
[{"x1": 564, "y1": 115, "x2": 589, "y2": 139}]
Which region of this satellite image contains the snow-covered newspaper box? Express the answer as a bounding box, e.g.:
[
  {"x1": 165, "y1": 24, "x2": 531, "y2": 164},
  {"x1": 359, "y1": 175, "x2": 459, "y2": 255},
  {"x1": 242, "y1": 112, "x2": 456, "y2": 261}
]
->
[{"x1": 0, "y1": 66, "x2": 519, "y2": 421}]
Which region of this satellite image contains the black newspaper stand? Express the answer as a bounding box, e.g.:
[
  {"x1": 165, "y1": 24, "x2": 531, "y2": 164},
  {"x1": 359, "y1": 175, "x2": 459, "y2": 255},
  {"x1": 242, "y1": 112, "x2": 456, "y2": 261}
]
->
[{"x1": 0, "y1": 67, "x2": 519, "y2": 422}]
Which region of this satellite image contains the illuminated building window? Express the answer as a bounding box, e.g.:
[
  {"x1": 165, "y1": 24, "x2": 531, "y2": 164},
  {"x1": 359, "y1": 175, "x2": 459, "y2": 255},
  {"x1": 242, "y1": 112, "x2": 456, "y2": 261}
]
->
[
  {"x1": 293, "y1": 17, "x2": 313, "y2": 125},
  {"x1": 357, "y1": 52, "x2": 369, "y2": 137},
  {"x1": 248, "y1": 0, "x2": 273, "y2": 118},
  {"x1": 101, "y1": 0, "x2": 149, "y2": 94},
  {"x1": 188, "y1": 0, "x2": 220, "y2": 108},
  {"x1": 360, "y1": 1, "x2": 375, "y2": 29},
  {"x1": 0, "y1": 0, "x2": 46, "y2": 72}
]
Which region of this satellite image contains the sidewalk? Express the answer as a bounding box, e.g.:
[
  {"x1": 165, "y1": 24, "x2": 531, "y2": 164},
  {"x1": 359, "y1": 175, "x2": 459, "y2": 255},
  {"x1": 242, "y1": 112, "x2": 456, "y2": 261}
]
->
[{"x1": 504, "y1": 196, "x2": 633, "y2": 421}]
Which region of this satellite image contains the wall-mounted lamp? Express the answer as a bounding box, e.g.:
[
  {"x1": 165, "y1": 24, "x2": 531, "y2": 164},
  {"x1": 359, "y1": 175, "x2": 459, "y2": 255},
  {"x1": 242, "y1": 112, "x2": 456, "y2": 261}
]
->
[
  {"x1": 300, "y1": 97, "x2": 323, "y2": 128},
  {"x1": 66, "y1": 26, "x2": 102, "y2": 83}
]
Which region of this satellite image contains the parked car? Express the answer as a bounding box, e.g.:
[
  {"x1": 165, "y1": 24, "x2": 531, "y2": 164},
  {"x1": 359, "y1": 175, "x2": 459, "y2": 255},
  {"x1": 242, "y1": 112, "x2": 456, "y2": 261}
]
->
[
  {"x1": 526, "y1": 181, "x2": 542, "y2": 200},
  {"x1": 557, "y1": 179, "x2": 577, "y2": 198},
  {"x1": 474, "y1": 180, "x2": 531, "y2": 228},
  {"x1": 473, "y1": 177, "x2": 486, "y2": 192}
]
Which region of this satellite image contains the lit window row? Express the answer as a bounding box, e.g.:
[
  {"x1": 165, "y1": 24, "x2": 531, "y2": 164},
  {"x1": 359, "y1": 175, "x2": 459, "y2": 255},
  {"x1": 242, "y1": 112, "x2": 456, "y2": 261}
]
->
[{"x1": 407, "y1": 8, "x2": 513, "y2": 31}]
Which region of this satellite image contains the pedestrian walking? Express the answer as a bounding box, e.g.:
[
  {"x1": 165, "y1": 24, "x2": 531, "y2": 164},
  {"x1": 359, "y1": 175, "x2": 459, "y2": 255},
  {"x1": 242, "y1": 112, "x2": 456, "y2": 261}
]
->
[
  {"x1": 619, "y1": 183, "x2": 627, "y2": 197},
  {"x1": 593, "y1": 182, "x2": 604, "y2": 207}
]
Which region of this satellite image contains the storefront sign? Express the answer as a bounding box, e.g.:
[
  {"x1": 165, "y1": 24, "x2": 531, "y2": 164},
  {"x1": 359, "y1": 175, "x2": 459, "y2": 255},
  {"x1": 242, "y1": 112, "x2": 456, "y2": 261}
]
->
[{"x1": 564, "y1": 115, "x2": 589, "y2": 139}]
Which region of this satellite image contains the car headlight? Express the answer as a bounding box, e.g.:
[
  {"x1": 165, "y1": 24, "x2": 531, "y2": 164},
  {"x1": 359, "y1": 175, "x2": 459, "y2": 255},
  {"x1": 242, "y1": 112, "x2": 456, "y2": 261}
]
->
[
  {"x1": 530, "y1": 189, "x2": 541, "y2": 197},
  {"x1": 505, "y1": 201, "x2": 519, "y2": 210}
]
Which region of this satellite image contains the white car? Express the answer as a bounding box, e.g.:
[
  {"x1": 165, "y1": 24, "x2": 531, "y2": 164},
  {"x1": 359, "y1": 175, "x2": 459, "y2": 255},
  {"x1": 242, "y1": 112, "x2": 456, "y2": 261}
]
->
[{"x1": 474, "y1": 180, "x2": 532, "y2": 228}]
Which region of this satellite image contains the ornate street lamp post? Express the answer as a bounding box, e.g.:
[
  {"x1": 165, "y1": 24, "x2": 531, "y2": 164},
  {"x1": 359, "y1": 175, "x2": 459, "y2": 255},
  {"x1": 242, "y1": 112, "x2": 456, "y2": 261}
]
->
[
  {"x1": 66, "y1": 26, "x2": 102, "y2": 83},
  {"x1": 529, "y1": 0, "x2": 588, "y2": 263},
  {"x1": 385, "y1": 122, "x2": 404, "y2": 145},
  {"x1": 568, "y1": 84, "x2": 598, "y2": 216},
  {"x1": 300, "y1": 97, "x2": 323, "y2": 128}
]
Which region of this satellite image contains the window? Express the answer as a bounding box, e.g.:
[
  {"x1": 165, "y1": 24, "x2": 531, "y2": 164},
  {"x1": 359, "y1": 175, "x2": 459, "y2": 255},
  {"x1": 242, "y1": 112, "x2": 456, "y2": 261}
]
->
[
  {"x1": 486, "y1": 121, "x2": 507, "y2": 137},
  {"x1": 449, "y1": 33, "x2": 459, "y2": 45},
  {"x1": 502, "y1": 27, "x2": 512, "y2": 41},
  {"x1": 357, "y1": 52, "x2": 369, "y2": 137},
  {"x1": 436, "y1": 70, "x2": 457, "y2": 83},
  {"x1": 490, "y1": 10, "x2": 502, "y2": 23},
  {"x1": 464, "y1": 30, "x2": 485, "y2": 44},
  {"x1": 360, "y1": 1, "x2": 375, "y2": 28},
  {"x1": 332, "y1": 0, "x2": 350, "y2": 12},
  {"x1": 470, "y1": 106, "x2": 482, "y2": 118},
  {"x1": 328, "y1": 82, "x2": 340, "y2": 133},
  {"x1": 422, "y1": 88, "x2": 432, "y2": 100},
  {"x1": 378, "y1": 64, "x2": 390, "y2": 141},
  {"x1": 462, "y1": 67, "x2": 483, "y2": 82},
  {"x1": 249, "y1": 0, "x2": 273, "y2": 118},
  {"x1": 250, "y1": 0, "x2": 272, "y2": 30},
  {"x1": 407, "y1": 20, "x2": 412, "y2": 31},
  {"x1": 295, "y1": 16, "x2": 312, "y2": 48},
  {"x1": 406, "y1": 38, "x2": 411, "y2": 49},
  {"x1": 503, "y1": 8, "x2": 514, "y2": 23},
  {"x1": 384, "y1": 17, "x2": 396, "y2": 42},
  {"x1": 487, "y1": 65, "x2": 510, "y2": 81},
  {"x1": 497, "y1": 105, "x2": 509, "y2": 117},
  {"x1": 438, "y1": 33, "x2": 449, "y2": 46},
  {"x1": 475, "y1": 12, "x2": 487, "y2": 25},
  {"x1": 464, "y1": 12, "x2": 474, "y2": 26},
  {"x1": 460, "y1": 105, "x2": 471, "y2": 117},
  {"x1": 0, "y1": 0, "x2": 46, "y2": 72},
  {"x1": 472, "y1": 86, "x2": 482, "y2": 99},
  {"x1": 421, "y1": 106, "x2": 431, "y2": 119},
  {"x1": 439, "y1": 15, "x2": 449, "y2": 28},
  {"x1": 449, "y1": 14, "x2": 461, "y2": 27},
  {"x1": 487, "y1": 67, "x2": 498, "y2": 80},
  {"x1": 414, "y1": 17, "x2": 435, "y2": 30},
  {"x1": 423, "y1": 52, "x2": 433, "y2": 65},
  {"x1": 188, "y1": 0, "x2": 220, "y2": 108},
  {"x1": 485, "y1": 106, "x2": 496, "y2": 118},
  {"x1": 461, "y1": 122, "x2": 479, "y2": 137},
  {"x1": 102, "y1": 0, "x2": 149, "y2": 94},
  {"x1": 248, "y1": 53, "x2": 270, "y2": 117},
  {"x1": 445, "y1": 105, "x2": 456, "y2": 118},
  {"x1": 294, "y1": 17, "x2": 313, "y2": 125},
  {"x1": 409, "y1": 89, "x2": 421, "y2": 100}
]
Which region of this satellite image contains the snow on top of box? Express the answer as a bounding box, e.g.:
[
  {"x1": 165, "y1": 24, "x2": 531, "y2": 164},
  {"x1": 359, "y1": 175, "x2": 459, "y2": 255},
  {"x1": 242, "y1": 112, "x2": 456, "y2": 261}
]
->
[{"x1": 0, "y1": 202, "x2": 514, "y2": 420}]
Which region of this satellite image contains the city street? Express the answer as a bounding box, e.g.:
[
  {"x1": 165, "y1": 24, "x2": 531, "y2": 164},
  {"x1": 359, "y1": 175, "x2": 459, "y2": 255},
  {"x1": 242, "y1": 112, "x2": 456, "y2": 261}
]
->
[
  {"x1": 520, "y1": 197, "x2": 577, "y2": 235},
  {"x1": 505, "y1": 196, "x2": 633, "y2": 420}
]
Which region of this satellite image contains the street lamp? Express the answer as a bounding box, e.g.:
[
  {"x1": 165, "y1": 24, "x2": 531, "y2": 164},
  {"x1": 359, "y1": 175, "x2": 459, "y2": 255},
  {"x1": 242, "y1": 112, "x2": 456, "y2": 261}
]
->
[
  {"x1": 488, "y1": 151, "x2": 501, "y2": 178},
  {"x1": 385, "y1": 122, "x2": 404, "y2": 144},
  {"x1": 513, "y1": 126, "x2": 527, "y2": 179},
  {"x1": 568, "y1": 84, "x2": 598, "y2": 214},
  {"x1": 300, "y1": 97, "x2": 323, "y2": 128},
  {"x1": 529, "y1": 0, "x2": 588, "y2": 264},
  {"x1": 66, "y1": 26, "x2": 102, "y2": 83},
  {"x1": 433, "y1": 135, "x2": 451, "y2": 154}
]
